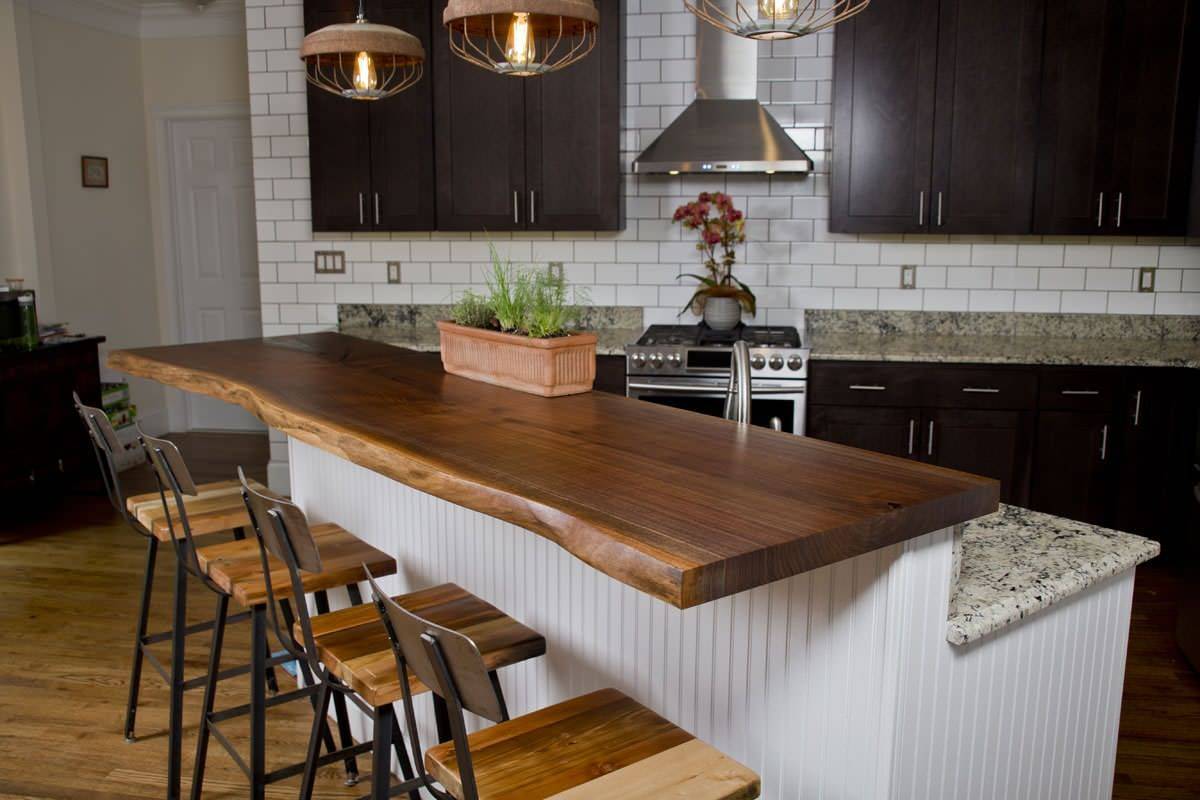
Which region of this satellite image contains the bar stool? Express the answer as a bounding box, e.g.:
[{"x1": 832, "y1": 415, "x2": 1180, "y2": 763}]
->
[
  {"x1": 234, "y1": 474, "x2": 547, "y2": 800},
  {"x1": 366, "y1": 571, "x2": 762, "y2": 800},
  {"x1": 138, "y1": 432, "x2": 395, "y2": 800},
  {"x1": 72, "y1": 398, "x2": 280, "y2": 758}
]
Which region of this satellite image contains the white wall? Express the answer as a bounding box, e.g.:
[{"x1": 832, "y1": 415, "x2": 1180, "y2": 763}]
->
[{"x1": 245, "y1": 0, "x2": 1200, "y2": 335}]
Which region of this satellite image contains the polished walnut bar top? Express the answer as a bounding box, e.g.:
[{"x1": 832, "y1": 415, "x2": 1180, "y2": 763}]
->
[{"x1": 110, "y1": 333, "x2": 998, "y2": 608}]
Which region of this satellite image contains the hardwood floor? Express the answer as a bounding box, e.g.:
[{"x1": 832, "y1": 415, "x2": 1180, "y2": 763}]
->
[{"x1": 0, "y1": 430, "x2": 1196, "y2": 798}]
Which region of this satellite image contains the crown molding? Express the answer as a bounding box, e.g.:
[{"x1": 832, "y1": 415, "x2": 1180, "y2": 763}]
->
[{"x1": 24, "y1": 0, "x2": 245, "y2": 40}]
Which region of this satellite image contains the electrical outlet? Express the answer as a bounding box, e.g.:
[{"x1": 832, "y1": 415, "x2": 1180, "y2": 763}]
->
[
  {"x1": 548, "y1": 262, "x2": 564, "y2": 280},
  {"x1": 1138, "y1": 267, "x2": 1156, "y2": 293},
  {"x1": 387, "y1": 261, "x2": 402, "y2": 284},
  {"x1": 900, "y1": 265, "x2": 917, "y2": 290},
  {"x1": 314, "y1": 250, "x2": 345, "y2": 275}
]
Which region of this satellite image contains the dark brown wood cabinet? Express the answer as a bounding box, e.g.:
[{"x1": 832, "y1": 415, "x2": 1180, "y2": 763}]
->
[
  {"x1": 305, "y1": 0, "x2": 436, "y2": 232},
  {"x1": 832, "y1": 0, "x2": 1044, "y2": 234},
  {"x1": 807, "y1": 405, "x2": 920, "y2": 459},
  {"x1": 1035, "y1": 0, "x2": 1200, "y2": 236},
  {"x1": 1029, "y1": 410, "x2": 1116, "y2": 524}
]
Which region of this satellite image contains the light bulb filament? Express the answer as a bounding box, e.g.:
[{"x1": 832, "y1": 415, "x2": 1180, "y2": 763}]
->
[
  {"x1": 505, "y1": 12, "x2": 535, "y2": 67},
  {"x1": 353, "y1": 51, "x2": 377, "y2": 92},
  {"x1": 758, "y1": 0, "x2": 798, "y2": 19}
]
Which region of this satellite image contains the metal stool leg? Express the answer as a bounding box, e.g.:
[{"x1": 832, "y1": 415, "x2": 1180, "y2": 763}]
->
[
  {"x1": 298, "y1": 683, "x2": 333, "y2": 800},
  {"x1": 189, "y1": 593, "x2": 229, "y2": 800},
  {"x1": 167, "y1": 556, "x2": 188, "y2": 800},
  {"x1": 330, "y1": 689, "x2": 361, "y2": 785},
  {"x1": 389, "y1": 707, "x2": 421, "y2": 800},
  {"x1": 250, "y1": 605, "x2": 267, "y2": 800},
  {"x1": 370, "y1": 703, "x2": 395, "y2": 800},
  {"x1": 123, "y1": 536, "x2": 157, "y2": 742}
]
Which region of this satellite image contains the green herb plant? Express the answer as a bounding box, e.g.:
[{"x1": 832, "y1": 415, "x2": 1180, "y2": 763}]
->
[
  {"x1": 450, "y1": 290, "x2": 494, "y2": 329},
  {"x1": 450, "y1": 244, "x2": 582, "y2": 338}
]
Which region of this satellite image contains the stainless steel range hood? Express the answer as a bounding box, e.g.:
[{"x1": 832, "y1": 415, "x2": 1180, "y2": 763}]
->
[{"x1": 633, "y1": 12, "x2": 813, "y2": 175}]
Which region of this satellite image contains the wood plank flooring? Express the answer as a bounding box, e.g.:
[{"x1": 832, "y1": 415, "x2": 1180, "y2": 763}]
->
[{"x1": 0, "y1": 431, "x2": 1196, "y2": 798}]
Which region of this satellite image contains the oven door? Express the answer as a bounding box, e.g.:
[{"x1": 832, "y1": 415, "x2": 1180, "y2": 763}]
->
[{"x1": 627, "y1": 377, "x2": 806, "y2": 435}]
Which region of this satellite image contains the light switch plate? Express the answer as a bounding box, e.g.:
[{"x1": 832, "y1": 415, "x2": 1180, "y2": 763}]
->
[
  {"x1": 900, "y1": 265, "x2": 917, "y2": 290},
  {"x1": 314, "y1": 250, "x2": 345, "y2": 275},
  {"x1": 1138, "y1": 267, "x2": 1156, "y2": 293},
  {"x1": 387, "y1": 261, "x2": 402, "y2": 283},
  {"x1": 548, "y1": 262, "x2": 564, "y2": 280}
]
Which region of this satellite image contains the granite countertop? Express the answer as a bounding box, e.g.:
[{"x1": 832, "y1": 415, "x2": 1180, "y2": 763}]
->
[
  {"x1": 946, "y1": 505, "x2": 1159, "y2": 646},
  {"x1": 341, "y1": 323, "x2": 641, "y2": 356},
  {"x1": 809, "y1": 331, "x2": 1200, "y2": 369}
]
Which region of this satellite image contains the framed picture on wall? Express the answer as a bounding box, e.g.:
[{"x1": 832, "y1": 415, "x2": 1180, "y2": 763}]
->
[{"x1": 81, "y1": 156, "x2": 109, "y2": 188}]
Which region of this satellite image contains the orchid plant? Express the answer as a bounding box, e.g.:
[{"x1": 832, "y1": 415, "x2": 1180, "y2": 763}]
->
[{"x1": 672, "y1": 191, "x2": 755, "y2": 317}]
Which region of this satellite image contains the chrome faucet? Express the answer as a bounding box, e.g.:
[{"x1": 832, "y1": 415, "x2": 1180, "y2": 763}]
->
[{"x1": 723, "y1": 340, "x2": 752, "y2": 424}]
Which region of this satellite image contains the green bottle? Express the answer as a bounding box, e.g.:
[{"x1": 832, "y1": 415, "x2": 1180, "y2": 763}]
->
[{"x1": 18, "y1": 293, "x2": 38, "y2": 349}]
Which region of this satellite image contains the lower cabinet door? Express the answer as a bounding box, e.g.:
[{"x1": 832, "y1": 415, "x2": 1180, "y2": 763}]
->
[
  {"x1": 922, "y1": 408, "x2": 1032, "y2": 505},
  {"x1": 1030, "y1": 409, "x2": 1116, "y2": 525},
  {"x1": 807, "y1": 405, "x2": 920, "y2": 460}
]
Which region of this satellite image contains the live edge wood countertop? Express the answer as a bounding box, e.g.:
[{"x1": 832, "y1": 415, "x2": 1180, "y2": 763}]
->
[{"x1": 110, "y1": 333, "x2": 998, "y2": 609}]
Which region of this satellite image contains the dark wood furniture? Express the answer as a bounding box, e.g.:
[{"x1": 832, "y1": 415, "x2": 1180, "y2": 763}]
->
[
  {"x1": 109, "y1": 333, "x2": 997, "y2": 609},
  {"x1": 808, "y1": 360, "x2": 1199, "y2": 547},
  {"x1": 832, "y1": 0, "x2": 1200, "y2": 236},
  {"x1": 1, "y1": 337, "x2": 103, "y2": 494},
  {"x1": 305, "y1": 0, "x2": 623, "y2": 232}
]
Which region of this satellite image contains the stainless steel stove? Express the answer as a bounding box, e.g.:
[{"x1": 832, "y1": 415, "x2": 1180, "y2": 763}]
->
[{"x1": 625, "y1": 323, "x2": 809, "y2": 435}]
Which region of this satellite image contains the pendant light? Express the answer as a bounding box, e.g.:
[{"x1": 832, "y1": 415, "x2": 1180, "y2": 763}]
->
[
  {"x1": 684, "y1": 0, "x2": 869, "y2": 41},
  {"x1": 443, "y1": 0, "x2": 599, "y2": 77},
  {"x1": 300, "y1": 0, "x2": 425, "y2": 100}
]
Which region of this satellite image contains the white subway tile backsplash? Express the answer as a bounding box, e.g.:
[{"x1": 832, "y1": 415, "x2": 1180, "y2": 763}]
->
[
  {"x1": 1014, "y1": 290, "x2": 1061, "y2": 313},
  {"x1": 1017, "y1": 244, "x2": 1065, "y2": 267},
  {"x1": 946, "y1": 267, "x2": 992, "y2": 289},
  {"x1": 1038, "y1": 268, "x2": 1086, "y2": 291},
  {"x1": 834, "y1": 242, "x2": 879, "y2": 265},
  {"x1": 1060, "y1": 291, "x2": 1108, "y2": 314},
  {"x1": 971, "y1": 244, "x2": 1018, "y2": 266},
  {"x1": 1155, "y1": 293, "x2": 1200, "y2": 314},
  {"x1": 1084, "y1": 268, "x2": 1134, "y2": 291},
  {"x1": 1110, "y1": 245, "x2": 1160, "y2": 268},
  {"x1": 1106, "y1": 292, "x2": 1155, "y2": 314}
]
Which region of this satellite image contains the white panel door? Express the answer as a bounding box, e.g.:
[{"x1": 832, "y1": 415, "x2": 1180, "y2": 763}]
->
[{"x1": 169, "y1": 117, "x2": 263, "y2": 431}]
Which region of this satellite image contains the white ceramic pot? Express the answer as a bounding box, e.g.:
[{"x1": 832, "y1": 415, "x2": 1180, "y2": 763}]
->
[{"x1": 703, "y1": 296, "x2": 742, "y2": 330}]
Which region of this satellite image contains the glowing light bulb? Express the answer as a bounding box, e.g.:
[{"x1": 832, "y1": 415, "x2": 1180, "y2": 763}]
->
[
  {"x1": 505, "y1": 12, "x2": 536, "y2": 70},
  {"x1": 352, "y1": 51, "x2": 377, "y2": 93},
  {"x1": 758, "y1": 0, "x2": 798, "y2": 19}
]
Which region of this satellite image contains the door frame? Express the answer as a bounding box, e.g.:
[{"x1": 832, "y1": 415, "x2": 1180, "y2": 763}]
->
[{"x1": 150, "y1": 103, "x2": 253, "y2": 431}]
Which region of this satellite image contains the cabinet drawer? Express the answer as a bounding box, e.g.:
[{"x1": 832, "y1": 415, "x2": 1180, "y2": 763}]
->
[
  {"x1": 1038, "y1": 368, "x2": 1119, "y2": 411},
  {"x1": 808, "y1": 362, "x2": 921, "y2": 406},
  {"x1": 930, "y1": 368, "x2": 1037, "y2": 410}
]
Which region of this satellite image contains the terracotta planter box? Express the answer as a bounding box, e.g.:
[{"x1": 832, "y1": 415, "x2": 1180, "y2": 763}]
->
[{"x1": 436, "y1": 320, "x2": 597, "y2": 397}]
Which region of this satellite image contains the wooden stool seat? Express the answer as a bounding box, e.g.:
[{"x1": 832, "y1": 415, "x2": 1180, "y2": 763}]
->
[
  {"x1": 125, "y1": 478, "x2": 268, "y2": 541},
  {"x1": 196, "y1": 522, "x2": 397, "y2": 606},
  {"x1": 302, "y1": 583, "x2": 546, "y2": 707},
  {"x1": 424, "y1": 688, "x2": 760, "y2": 800}
]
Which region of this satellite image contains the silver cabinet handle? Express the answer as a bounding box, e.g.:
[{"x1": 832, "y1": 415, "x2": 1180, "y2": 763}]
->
[
  {"x1": 513, "y1": 190, "x2": 519, "y2": 224},
  {"x1": 936, "y1": 191, "x2": 944, "y2": 227},
  {"x1": 918, "y1": 191, "x2": 925, "y2": 226},
  {"x1": 529, "y1": 189, "x2": 536, "y2": 225},
  {"x1": 962, "y1": 387, "x2": 1000, "y2": 394},
  {"x1": 1061, "y1": 389, "x2": 1100, "y2": 396},
  {"x1": 1100, "y1": 424, "x2": 1109, "y2": 460},
  {"x1": 1132, "y1": 389, "x2": 1142, "y2": 426},
  {"x1": 907, "y1": 419, "x2": 916, "y2": 456},
  {"x1": 927, "y1": 420, "x2": 935, "y2": 456},
  {"x1": 849, "y1": 384, "x2": 886, "y2": 391},
  {"x1": 1096, "y1": 192, "x2": 1105, "y2": 228},
  {"x1": 374, "y1": 192, "x2": 380, "y2": 225},
  {"x1": 358, "y1": 192, "x2": 364, "y2": 226},
  {"x1": 1115, "y1": 191, "x2": 1123, "y2": 228}
]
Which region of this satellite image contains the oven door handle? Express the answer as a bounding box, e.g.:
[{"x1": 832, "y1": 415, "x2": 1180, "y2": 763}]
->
[{"x1": 627, "y1": 382, "x2": 803, "y2": 395}]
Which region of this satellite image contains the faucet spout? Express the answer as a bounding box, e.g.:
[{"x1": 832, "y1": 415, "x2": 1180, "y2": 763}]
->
[{"x1": 724, "y1": 340, "x2": 752, "y2": 425}]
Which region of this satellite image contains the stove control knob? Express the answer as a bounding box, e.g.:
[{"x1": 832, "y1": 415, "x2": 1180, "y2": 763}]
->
[
  {"x1": 768, "y1": 355, "x2": 785, "y2": 371},
  {"x1": 750, "y1": 354, "x2": 766, "y2": 370},
  {"x1": 649, "y1": 353, "x2": 664, "y2": 368},
  {"x1": 630, "y1": 352, "x2": 646, "y2": 368},
  {"x1": 666, "y1": 352, "x2": 682, "y2": 368},
  {"x1": 787, "y1": 355, "x2": 803, "y2": 371}
]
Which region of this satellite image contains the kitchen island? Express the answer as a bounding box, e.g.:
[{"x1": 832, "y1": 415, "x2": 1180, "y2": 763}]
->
[{"x1": 110, "y1": 333, "x2": 1153, "y2": 799}]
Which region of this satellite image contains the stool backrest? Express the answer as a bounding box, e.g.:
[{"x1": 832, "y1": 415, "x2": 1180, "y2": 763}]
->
[
  {"x1": 73, "y1": 393, "x2": 135, "y2": 520},
  {"x1": 138, "y1": 429, "x2": 210, "y2": 581},
  {"x1": 237, "y1": 468, "x2": 328, "y2": 677},
  {"x1": 367, "y1": 570, "x2": 506, "y2": 800}
]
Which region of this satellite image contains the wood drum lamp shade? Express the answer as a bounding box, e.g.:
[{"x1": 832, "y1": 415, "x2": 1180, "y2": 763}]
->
[
  {"x1": 300, "y1": 8, "x2": 425, "y2": 100},
  {"x1": 685, "y1": 0, "x2": 870, "y2": 41},
  {"x1": 443, "y1": 0, "x2": 599, "y2": 76}
]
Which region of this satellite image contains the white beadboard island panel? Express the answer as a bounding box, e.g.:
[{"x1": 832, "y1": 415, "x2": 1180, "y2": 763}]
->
[{"x1": 289, "y1": 438, "x2": 1136, "y2": 799}]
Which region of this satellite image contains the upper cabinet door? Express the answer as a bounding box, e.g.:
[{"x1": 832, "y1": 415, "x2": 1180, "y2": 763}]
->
[
  {"x1": 1107, "y1": 0, "x2": 1200, "y2": 235},
  {"x1": 433, "y1": 0, "x2": 527, "y2": 231},
  {"x1": 929, "y1": 0, "x2": 1044, "y2": 234},
  {"x1": 524, "y1": 0, "x2": 623, "y2": 231},
  {"x1": 1033, "y1": 0, "x2": 1120, "y2": 234},
  {"x1": 831, "y1": 0, "x2": 939, "y2": 234},
  {"x1": 305, "y1": 0, "x2": 374, "y2": 232},
  {"x1": 368, "y1": 0, "x2": 436, "y2": 230}
]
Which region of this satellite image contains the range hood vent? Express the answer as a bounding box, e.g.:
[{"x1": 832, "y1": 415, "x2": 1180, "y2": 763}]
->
[{"x1": 633, "y1": 11, "x2": 812, "y2": 175}]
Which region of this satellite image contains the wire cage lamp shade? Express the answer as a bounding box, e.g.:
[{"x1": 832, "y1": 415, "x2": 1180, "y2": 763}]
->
[
  {"x1": 443, "y1": 0, "x2": 599, "y2": 76},
  {"x1": 300, "y1": 3, "x2": 425, "y2": 100},
  {"x1": 684, "y1": 0, "x2": 870, "y2": 41}
]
